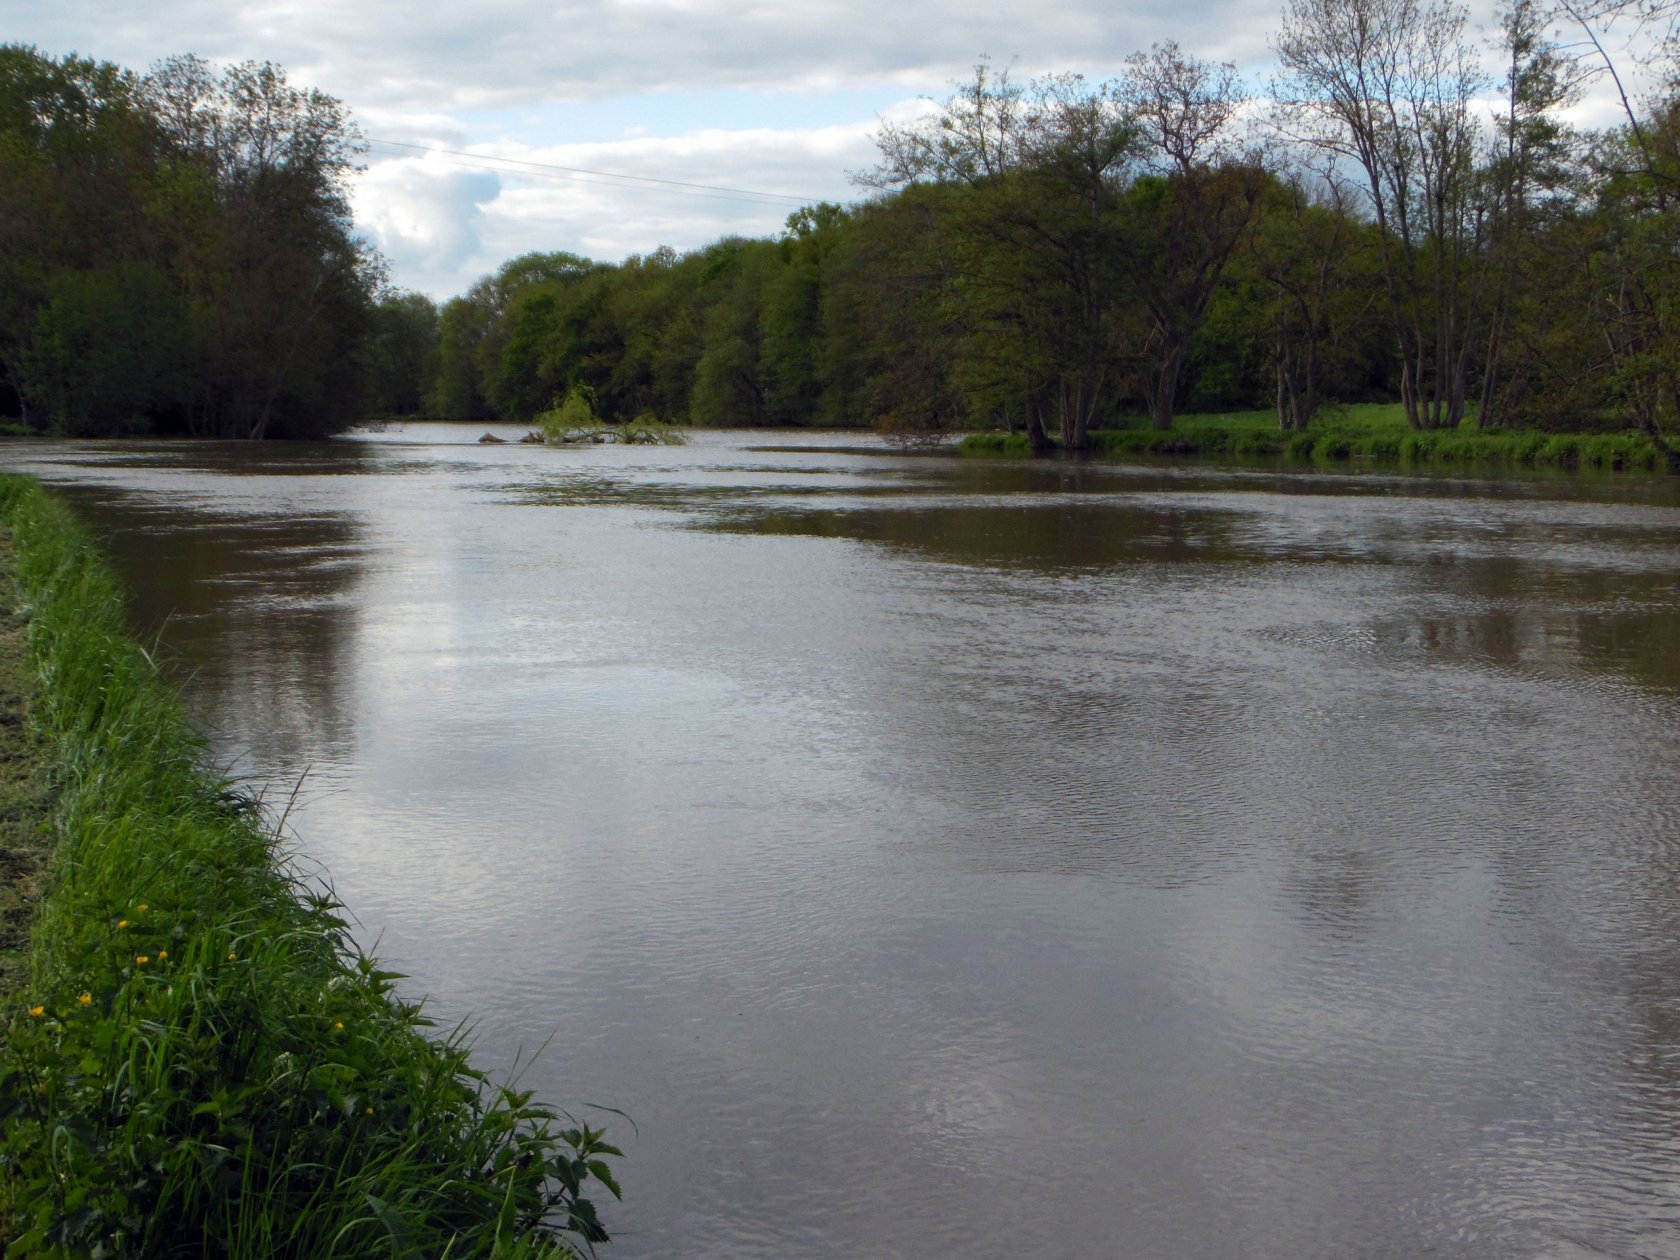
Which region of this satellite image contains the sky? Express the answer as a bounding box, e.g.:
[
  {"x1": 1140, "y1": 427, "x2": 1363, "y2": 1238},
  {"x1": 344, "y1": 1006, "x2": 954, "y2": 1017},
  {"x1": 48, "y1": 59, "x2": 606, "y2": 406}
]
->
[{"x1": 5, "y1": 0, "x2": 1661, "y2": 300}]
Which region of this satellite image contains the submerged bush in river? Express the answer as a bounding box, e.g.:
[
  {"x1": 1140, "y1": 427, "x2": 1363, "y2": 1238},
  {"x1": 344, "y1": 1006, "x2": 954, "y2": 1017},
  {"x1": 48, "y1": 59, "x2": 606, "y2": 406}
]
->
[
  {"x1": 0, "y1": 476, "x2": 622, "y2": 1257},
  {"x1": 537, "y1": 386, "x2": 686, "y2": 446}
]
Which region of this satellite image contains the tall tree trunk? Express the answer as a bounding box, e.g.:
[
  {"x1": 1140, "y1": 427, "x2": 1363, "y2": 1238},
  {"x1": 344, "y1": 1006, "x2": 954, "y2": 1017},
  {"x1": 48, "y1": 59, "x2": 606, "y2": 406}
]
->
[
  {"x1": 1150, "y1": 340, "x2": 1186, "y2": 431},
  {"x1": 1025, "y1": 404, "x2": 1053, "y2": 452},
  {"x1": 1275, "y1": 330, "x2": 1305, "y2": 431},
  {"x1": 1276, "y1": 347, "x2": 1291, "y2": 431},
  {"x1": 1477, "y1": 318, "x2": 1504, "y2": 429},
  {"x1": 1301, "y1": 329, "x2": 1319, "y2": 426},
  {"x1": 1059, "y1": 373, "x2": 1102, "y2": 450},
  {"x1": 1400, "y1": 348, "x2": 1421, "y2": 430}
]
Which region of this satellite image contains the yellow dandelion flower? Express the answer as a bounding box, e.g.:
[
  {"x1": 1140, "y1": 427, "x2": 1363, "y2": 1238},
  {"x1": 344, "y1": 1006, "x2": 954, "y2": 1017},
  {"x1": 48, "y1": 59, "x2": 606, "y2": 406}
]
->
[
  {"x1": 135, "y1": 955, "x2": 149, "y2": 965},
  {"x1": 77, "y1": 993, "x2": 91, "y2": 1006},
  {"x1": 334, "y1": 1021, "x2": 344, "y2": 1030},
  {"x1": 27, "y1": 1004, "x2": 44, "y2": 1017},
  {"x1": 117, "y1": 920, "x2": 128, "y2": 929},
  {"x1": 157, "y1": 950, "x2": 168, "y2": 961},
  {"x1": 365, "y1": 1106, "x2": 374, "y2": 1116},
  {"x1": 136, "y1": 904, "x2": 147, "y2": 912}
]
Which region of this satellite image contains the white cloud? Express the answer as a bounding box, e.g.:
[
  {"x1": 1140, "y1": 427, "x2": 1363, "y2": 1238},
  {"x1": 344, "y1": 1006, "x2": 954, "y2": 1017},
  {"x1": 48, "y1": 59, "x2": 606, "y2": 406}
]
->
[
  {"x1": 360, "y1": 120, "x2": 878, "y2": 296},
  {"x1": 20, "y1": 0, "x2": 1286, "y2": 111},
  {"x1": 12, "y1": 0, "x2": 1676, "y2": 297},
  {"x1": 352, "y1": 160, "x2": 501, "y2": 297}
]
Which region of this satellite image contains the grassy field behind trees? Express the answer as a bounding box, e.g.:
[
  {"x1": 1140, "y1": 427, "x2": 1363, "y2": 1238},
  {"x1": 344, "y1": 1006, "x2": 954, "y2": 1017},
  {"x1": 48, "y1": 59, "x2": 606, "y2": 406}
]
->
[{"x1": 4, "y1": 0, "x2": 1680, "y2": 460}]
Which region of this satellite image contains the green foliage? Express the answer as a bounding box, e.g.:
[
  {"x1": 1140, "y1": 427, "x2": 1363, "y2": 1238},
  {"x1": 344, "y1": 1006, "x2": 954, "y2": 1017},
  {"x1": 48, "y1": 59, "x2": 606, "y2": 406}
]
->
[
  {"x1": 363, "y1": 292, "x2": 440, "y2": 418},
  {"x1": 957, "y1": 403, "x2": 1666, "y2": 471},
  {"x1": 0, "y1": 46, "x2": 378, "y2": 438},
  {"x1": 687, "y1": 240, "x2": 778, "y2": 427},
  {"x1": 958, "y1": 432, "x2": 1035, "y2": 456},
  {"x1": 430, "y1": 285, "x2": 498, "y2": 420},
  {"x1": 14, "y1": 265, "x2": 193, "y2": 436},
  {"x1": 12, "y1": 27, "x2": 1680, "y2": 451},
  {"x1": 537, "y1": 383, "x2": 602, "y2": 442},
  {"x1": 536, "y1": 385, "x2": 685, "y2": 445},
  {"x1": 391, "y1": 24, "x2": 1678, "y2": 452},
  {"x1": 0, "y1": 477, "x2": 621, "y2": 1256}
]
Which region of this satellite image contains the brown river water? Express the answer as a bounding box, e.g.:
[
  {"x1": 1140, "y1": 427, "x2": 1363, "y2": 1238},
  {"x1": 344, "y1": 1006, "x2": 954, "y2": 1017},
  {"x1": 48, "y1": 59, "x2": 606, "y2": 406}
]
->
[{"x1": 6, "y1": 425, "x2": 1680, "y2": 1258}]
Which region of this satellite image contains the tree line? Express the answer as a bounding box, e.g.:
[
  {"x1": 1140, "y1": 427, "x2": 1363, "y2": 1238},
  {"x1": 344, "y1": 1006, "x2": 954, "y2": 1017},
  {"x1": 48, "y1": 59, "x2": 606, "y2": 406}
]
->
[
  {"x1": 5, "y1": 0, "x2": 1679, "y2": 449},
  {"x1": 0, "y1": 46, "x2": 377, "y2": 438}
]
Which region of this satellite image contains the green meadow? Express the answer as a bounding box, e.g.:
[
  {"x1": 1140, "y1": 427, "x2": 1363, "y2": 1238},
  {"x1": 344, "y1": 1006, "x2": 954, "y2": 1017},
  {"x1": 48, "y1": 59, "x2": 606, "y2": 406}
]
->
[{"x1": 959, "y1": 404, "x2": 1672, "y2": 472}]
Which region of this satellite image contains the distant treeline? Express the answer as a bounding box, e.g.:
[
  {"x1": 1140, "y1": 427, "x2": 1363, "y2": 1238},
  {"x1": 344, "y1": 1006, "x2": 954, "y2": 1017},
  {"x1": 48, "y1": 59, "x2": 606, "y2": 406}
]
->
[
  {"x1": 6, "y1": 0, "x2": 1680, "y2": 449},
  {"x1": 383, "y1": 0, "x2": 1680, "y2": 452}
]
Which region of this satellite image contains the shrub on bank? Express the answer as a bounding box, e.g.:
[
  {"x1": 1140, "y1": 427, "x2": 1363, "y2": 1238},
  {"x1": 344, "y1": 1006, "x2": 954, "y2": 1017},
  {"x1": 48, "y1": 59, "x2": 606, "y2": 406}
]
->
[{"x1": 0, "y1": 476, "x2": 620, "y2": 1257}]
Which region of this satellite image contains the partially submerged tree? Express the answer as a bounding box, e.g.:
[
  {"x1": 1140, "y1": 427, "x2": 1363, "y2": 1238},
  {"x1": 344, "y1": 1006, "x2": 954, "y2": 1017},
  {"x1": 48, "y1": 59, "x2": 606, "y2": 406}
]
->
[
  {"x1": 536, "y1": 381, "x2": 685, "y2": 444},
  {"x1": 860, "y1": 49, "x2": 1261, "y2": 445},
  {"x1": 143, "y1": 56, "x2": 376, "y2": 438},
  {"x1": 862, "y1": 61, "x2": 1136, "y2": 449},
  {"x1": 0, "y1": 49, "x2": 160, "y2": 430},
  {"x1": 0, "y1": 47, "x2": 379, "y2": 438}
]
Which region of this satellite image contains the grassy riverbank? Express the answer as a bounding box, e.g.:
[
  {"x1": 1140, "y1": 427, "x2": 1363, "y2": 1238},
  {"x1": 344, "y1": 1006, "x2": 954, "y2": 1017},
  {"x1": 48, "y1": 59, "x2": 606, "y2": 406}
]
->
[
  {"x1": 959, "y1": 403, "x2": 1674, "y2": 471},
  {"x1": 0, "y1": 476, "x2": 619, "y2": 1256},
  {"x1": 0, "y1": 523, "x2": 49, "y2": 1006}
]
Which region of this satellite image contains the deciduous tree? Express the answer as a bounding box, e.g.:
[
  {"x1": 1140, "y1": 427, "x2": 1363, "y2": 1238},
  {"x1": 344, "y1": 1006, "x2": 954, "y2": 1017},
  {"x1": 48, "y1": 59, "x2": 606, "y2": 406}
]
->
[{"x1": 1274, "y1": 0, "x2": 1488, "y2": 429}]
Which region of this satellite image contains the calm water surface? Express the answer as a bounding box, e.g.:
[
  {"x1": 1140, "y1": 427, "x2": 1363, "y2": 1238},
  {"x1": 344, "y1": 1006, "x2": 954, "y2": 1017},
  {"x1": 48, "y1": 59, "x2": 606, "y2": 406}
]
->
[{"x1": 7, "y1": 426, "x2": 1680, "y2": 1259}]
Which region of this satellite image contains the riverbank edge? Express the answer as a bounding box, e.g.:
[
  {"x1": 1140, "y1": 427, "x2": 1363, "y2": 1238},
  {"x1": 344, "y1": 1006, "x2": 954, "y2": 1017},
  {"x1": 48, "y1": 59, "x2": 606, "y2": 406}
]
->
[
  {"x1": 0, "y1": 520, "x2": 50, "y2": 1011},
  {"x1": 959, "y1": 421, "x2": 1674, "y2": 471},
  {"x1": 0, "y1": 476, "x2": 619, "y2": 1256}
]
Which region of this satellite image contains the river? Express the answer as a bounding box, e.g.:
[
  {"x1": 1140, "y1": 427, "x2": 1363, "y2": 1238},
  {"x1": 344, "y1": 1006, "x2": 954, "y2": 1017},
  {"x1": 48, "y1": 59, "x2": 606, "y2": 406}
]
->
[{"x1": 6, "y1": 426, "x2": 1680, "y2": 1259}]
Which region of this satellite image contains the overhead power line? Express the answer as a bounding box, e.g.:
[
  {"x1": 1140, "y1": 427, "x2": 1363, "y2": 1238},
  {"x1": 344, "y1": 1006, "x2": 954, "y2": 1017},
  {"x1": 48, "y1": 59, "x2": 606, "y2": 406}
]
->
[{"x1": 365, "y1": 138, "x2": 827, "y2": 208}]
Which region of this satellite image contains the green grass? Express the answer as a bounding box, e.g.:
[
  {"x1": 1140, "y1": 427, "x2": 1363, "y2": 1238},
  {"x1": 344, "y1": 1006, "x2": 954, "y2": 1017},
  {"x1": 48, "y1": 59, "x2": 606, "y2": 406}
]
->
[
  {"x1": 0, "y1": 476, "x2": 621, "y2": 1257},
  {"x1": 957, "y1": 403, "x2": 1671, "y2": 472},
  {"x1": 0, "y1": 525, "x2": 50, "y2": 1004}
]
